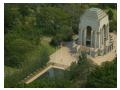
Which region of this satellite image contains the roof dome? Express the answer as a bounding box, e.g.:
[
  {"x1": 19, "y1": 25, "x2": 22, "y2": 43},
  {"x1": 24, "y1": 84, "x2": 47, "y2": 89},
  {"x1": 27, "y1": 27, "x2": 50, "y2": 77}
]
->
[{"x1": 82, "y1": 8, "x2": 107, "y2": 20}]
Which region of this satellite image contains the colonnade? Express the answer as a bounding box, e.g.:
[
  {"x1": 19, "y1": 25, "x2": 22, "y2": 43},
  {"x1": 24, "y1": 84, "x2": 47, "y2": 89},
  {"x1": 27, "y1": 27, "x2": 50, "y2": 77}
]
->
[{"x1": 79, "y1": 24, "x2": 109, "y2": 49}]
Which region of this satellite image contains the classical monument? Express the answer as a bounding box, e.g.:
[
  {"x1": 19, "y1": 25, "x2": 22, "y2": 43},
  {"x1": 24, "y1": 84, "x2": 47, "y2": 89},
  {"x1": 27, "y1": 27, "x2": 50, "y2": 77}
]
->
[
  {"x1": 76, "y1": 8, "x2": 114, "y2": 57},
  {"x1": 22, "y1": 8, "x2": 116, "y2": 84}
]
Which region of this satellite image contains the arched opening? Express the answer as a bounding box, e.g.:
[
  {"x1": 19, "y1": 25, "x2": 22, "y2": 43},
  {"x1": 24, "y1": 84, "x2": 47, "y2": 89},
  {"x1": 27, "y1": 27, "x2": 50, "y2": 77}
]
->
[
  {"x1": 93, "y1": 31, "x2": 95, "y2": 48},
  {"x1": 86, "y1": 26, "x2": 92, "y2": 47}
]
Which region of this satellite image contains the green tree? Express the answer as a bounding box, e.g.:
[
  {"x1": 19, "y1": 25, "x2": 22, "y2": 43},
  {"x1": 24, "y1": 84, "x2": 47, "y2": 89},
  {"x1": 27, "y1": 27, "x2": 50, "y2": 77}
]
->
[
  {"x1": 86, "y1": 59, "x2": 117, "y2": 88},
  {"x1": 107, "y1": 9, "x2": 114, "y2": 20}
]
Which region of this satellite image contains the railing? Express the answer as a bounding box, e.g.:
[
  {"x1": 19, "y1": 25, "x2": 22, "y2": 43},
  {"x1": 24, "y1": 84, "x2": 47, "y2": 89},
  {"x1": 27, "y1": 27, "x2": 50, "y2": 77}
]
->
[
  {"x1": 47, "y1": 62, "x2": 68, "y2": 69},
  {"x1": 22, "y1": 64, "x2": 52, "y2": 83}
]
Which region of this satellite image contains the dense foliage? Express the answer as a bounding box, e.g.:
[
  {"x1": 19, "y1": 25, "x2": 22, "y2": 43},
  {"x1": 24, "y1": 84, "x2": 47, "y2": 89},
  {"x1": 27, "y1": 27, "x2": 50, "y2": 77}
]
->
[
  {"x1": 86, "y1": 58, "x2": 117, "y2": 88},
  {"x1": 4, "y1": 4, "x2": 85, "y2": 67}
]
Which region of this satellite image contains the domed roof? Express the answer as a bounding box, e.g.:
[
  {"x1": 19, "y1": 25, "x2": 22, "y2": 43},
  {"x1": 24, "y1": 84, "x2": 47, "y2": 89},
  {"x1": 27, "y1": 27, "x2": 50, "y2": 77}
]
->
[{"x1": 82, "y1": 8, "x2": 107, "y2": 20}]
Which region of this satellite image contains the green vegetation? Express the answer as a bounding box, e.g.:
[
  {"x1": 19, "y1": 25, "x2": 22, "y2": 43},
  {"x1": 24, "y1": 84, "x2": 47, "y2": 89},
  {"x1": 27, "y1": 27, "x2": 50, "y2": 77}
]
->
[
  {"x1": 4, "y1": 3, "x2": 117, "y2": 88},
  {"x1": 12, "y1": 53, "x2": 117, "y2": 88},
  {"x1": 108, "y1": 9, "x2": 117, "y2": 32},
  {"x1": 86, "y1": 58, "x2": 117, "y2": 88},
  {"x1": 11, "y1": 53, "x2": 95, "y2": 88},
  {"x1": 64, "y1": 53, "x2": 96, "y2": 87}
]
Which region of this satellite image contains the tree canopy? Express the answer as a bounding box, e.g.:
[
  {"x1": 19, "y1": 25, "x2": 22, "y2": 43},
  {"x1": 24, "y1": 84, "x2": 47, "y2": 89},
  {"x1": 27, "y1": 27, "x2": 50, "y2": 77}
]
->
[{"x1": 86, "y1": 58, "x2": 117, "y2": 88}]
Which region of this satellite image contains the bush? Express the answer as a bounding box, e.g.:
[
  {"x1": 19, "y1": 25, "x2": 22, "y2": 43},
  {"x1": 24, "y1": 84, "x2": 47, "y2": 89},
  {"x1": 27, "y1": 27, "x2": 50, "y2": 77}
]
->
[
  {"x1": 107, "y1": 9, "x2": 114, "y2": 20},
  {"x1": 86, "y1": 59, "x2": 117, "y2": 88}
]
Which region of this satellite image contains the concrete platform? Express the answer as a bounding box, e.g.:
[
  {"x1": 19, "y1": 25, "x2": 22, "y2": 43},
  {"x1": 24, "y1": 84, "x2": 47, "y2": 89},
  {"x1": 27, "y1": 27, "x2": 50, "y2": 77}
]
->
[{"x1": 49, "y1": 47, "x2": 77, "y2": 68}]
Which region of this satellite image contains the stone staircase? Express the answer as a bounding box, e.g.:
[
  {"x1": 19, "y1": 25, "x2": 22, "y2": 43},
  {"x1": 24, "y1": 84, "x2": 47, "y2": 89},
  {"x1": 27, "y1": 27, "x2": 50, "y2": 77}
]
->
[
  {"x1": 21, "y1": 64, "x2": 52, "y2": 84},
  {"x1": 21, "y1": 62, "x2": 68, "y2": 84}
]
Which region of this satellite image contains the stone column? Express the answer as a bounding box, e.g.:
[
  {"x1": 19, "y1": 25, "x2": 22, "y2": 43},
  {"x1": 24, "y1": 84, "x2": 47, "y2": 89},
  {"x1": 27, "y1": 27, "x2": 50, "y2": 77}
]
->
[
  {"x1": 106, "y1": 26, "x2": 108, "y2": 40},
  {"x1": 84, "y1": 29, "x2": 86, "y2": 46},
  {"x1": 97, "y1": 31, "x2": 100, "y2": 48},
  {"x1": 100, "y1": 29, "x2": 102, "y2": 48},
  {"x1": 102, "y1": 29, "x2": 103, "y2": 47},
  {"x1": 99, "y1": 31, "x2": 101, "y2": 48},
  {"x1": 82, "y1": 30, "x2": 84, "y2": 45},
  {"x1": 102, "y1": 29, "x2": 104, "y2": 47},
  {"x1": 107, "y1": 24, "x2": 109, "y2": 41},
  {"x1": 78, "y1": 30, "x2": 80, "y2": 43},
  {"x1": 91, "y1": 30, "x2": 93, "y2": 47},
  {"x1": 93, "y1": 31, "x2": 95, "y2": 48},
  {"x1": 94, "y1": 31, "x2": 97, "y2": 48},
  {"x1": 80, "y1": 29, "x2": 83, "y2": 45}
]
